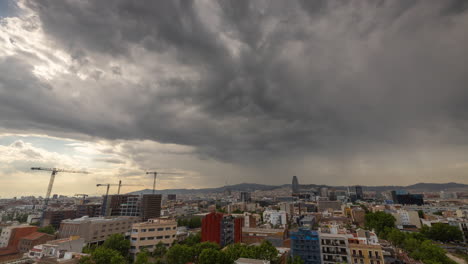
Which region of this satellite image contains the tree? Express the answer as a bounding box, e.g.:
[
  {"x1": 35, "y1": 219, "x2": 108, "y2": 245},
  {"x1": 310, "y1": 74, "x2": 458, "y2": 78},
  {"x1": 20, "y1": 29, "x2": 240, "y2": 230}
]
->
[
  {"x1": 387, "y1": 228, "x2": 406, "y2": 247},
  {"x1": 166, "y1": 244, "x2": 195, "y2": 264},
  {"x1": 38, "y1": 225, "x2": 56, "y2": 235},
  {"x1": 152, "y1": 241, "x2": 167, "y2": 258},
  {"x1": 417, "y1": 210, "x2": 424, "y2": 218},
  {"x1": 101, "y1": 234, "x2": 130, "y2": 257},
  {"x1": 254, "y1": 240, "x2": 279, "y2": 262},
  {"x1": 194, "y1": 242, "x2": 220, "y2": 257},
  {"x1": 364, "y1": 212, "x2": 396, "y2": 235},
  {"x1": 183, "y1": 232, "x2": 201, "y2": 246},
  {"x1": 135, "y1": 250, "x2": 150, "y2": 264},
  {"x1": 198, "y1": 248, "x2": 226, "y2": 264},
  {"x1": 421, "y1": 223, "x2": 463, "y2": 242}
]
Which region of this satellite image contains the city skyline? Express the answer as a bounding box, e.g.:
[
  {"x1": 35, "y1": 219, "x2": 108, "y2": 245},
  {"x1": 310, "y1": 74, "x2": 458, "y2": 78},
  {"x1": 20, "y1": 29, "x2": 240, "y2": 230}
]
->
[{"x1": 1, "y1": 1, "x2": 468, "y2": 197}]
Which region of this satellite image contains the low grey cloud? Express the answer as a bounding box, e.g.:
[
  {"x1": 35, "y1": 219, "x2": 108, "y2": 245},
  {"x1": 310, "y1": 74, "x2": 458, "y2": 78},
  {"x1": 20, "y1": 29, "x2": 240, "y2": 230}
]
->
[{"x1": 0, "y1": 0, "x2": 467, "y2": 185}]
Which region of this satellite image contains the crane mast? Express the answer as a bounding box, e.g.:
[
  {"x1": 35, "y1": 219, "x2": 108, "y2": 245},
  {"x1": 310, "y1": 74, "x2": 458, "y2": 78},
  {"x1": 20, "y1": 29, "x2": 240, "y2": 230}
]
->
[
  {"x1": 31, "y1": 167, "x2": 89, "y2": 226},
  {"x1": 146, "y1": 171, "x2": 183, "y2": 194}
]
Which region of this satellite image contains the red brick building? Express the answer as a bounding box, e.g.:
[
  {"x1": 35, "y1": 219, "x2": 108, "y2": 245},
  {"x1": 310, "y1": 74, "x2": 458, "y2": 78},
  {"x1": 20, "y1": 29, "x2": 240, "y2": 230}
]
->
[
  {"x1": 0, "y1": 226, "x2": 38, "y2": 262},
  {"x1": 18, "y1": 232, "x2": 55, "y2": 253},
  {"x1": 201, "y1": 212, "x2": 243, "y2": 247}
]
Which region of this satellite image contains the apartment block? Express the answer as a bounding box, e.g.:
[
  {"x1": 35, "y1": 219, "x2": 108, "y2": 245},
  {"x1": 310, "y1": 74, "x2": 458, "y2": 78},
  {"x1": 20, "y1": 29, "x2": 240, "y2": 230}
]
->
[
  {"x1": 320, "y1": 233, "x2": 350, "y2": 264},
  {"x1": 58, "y1": 216, "x2": 140, "y2": 244},
  {"x1": 129, "y1": 218, "x2": 177, "y2": 255},
  {"x1": 201, "y1": 212, "x2": 243, "y2": 247},
  {"x1": 290, "y1": 228, "x2": 321, "y2": 264},
  {"x1": 18, "y1": 232, "x2": 55, "y2": 253},
  {"x1": 349, "y1": 244, "x2": 384, "y2": 264}
]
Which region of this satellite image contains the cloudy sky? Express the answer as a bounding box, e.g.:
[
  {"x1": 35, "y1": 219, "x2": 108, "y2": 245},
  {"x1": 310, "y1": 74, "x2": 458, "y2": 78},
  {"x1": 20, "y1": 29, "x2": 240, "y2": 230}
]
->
[{"x1": 0, "y1": 0, "x2": 467, "y2": 197}]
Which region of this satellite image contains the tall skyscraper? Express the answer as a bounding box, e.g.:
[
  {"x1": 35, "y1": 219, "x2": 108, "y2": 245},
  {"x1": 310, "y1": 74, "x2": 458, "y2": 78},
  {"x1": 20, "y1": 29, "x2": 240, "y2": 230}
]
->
[
  {"x1": 240, "y1": 192, "x2": 252, "y2": 202},
  {"x1": 292, "y1": 176, "x2": 300, "y2": 194},
  {"x1": 355, "y1": 186, "x2": 364, "y2": 200}
]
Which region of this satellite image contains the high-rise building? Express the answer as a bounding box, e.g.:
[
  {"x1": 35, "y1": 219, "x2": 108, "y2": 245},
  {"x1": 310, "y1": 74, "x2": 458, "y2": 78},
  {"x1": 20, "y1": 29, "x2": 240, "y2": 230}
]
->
[
  {"x1": 76, "y1": 204, "x2": 101, "y2": 218},
  {"x1": 355, "y1": 186, "x2": 364, "y2": 200},
  {"x1": 167, "y1": 194, "x2": 177, "y2": 201},
  {"x1": 291, "y1": 228, "x2": 321, "y2": 264},
  {"x1": 201, "y1": 212, "x2": 243, "y2": 247},
  {"x1": 42, "y1": 210, "x2": 77, "y2": 229},
  {"x1": 141, "y1": 194, "x2": 162, "y2": 221},
  {"x1": 240, "y1": 192, "x2": 252, "y2": 202},
  {"x1": 105, "y1": 195, "x2": 139, "y2": 216},
  {"x1": 320, "y1": 187, "x2": 329, "y2": 198},
  {"x1": 292, "y1": 176, "x2": 300, "y2": 194}
]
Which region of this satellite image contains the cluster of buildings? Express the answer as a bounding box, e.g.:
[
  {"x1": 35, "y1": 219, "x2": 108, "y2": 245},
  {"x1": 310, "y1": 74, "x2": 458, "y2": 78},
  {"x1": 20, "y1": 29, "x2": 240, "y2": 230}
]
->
[{"x1": 0, "y1": 176, "x2": 467, "y2": 264}]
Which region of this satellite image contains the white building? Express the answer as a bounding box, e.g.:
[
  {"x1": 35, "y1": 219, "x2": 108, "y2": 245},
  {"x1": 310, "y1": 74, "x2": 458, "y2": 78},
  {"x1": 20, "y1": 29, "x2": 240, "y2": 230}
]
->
[
  {"x1": 27, "y1": 237, "x2": 85, "y2": 260},
  {"x1": 263, "y1": 210, "x2": 287, "y2": 227},
  {"x1": 391, "y1": 210, "x2": 421, "y2": 228}
]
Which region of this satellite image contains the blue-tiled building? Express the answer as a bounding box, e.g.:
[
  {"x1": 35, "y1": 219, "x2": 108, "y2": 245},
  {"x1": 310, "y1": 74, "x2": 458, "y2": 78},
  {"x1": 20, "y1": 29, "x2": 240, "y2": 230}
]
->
[{"x1": 290, "y1": 228, "x2": 321, "y2": 264}]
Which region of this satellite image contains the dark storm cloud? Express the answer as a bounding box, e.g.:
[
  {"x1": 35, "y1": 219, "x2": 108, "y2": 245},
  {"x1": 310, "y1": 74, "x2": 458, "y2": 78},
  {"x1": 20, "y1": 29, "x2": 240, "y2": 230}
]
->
[{"x1": 2, "y1": 0, "x2": 468, "y2": 163}]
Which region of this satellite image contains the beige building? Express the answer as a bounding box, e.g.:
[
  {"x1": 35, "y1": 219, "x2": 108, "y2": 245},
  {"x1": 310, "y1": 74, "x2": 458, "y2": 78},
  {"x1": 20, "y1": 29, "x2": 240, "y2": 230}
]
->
[
  {"x1": 391, "y1": 210, "x2": 421, "y2": 228},
  {"x1": 349, "y1": 243, "x2": 384, "y2": 264},
  {"x1": 58, "y1": 216, "x2": 140, "y2": 244},
  {"x1": 130, "y1": 218, "x2": 177, "y2": 255}
]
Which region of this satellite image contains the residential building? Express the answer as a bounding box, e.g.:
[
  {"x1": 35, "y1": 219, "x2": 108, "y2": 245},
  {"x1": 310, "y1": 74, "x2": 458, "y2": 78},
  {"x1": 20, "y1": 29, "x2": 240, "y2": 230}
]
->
[
  {"x1": 351, "y1": 208, "x2": 366, "y2": 226},
  {"x1": 290, "y1": 228, "x2": 321, "y2": 264},
  {"x1": 391, "y1": 210, "x2": 421, "y2": 229},
  {"x1": 318, "y1": 201, "x2": 342, "y2": 212},
  {"x1": 320, "y1": 233, "x2": 350, "y2": 264},
  {"x1": 201, "y1": 212, "x2": 243, "y2": 247},
  {"x1": 58, "y1": 216, "x2": 140, "y2": 244},
  {"x1": 263, "y1": 210, "x2": 287, "y2": 227},
  {"x1": 130, "y1": 218, "x2": 177, "y2": 255},
  {"x1": 18, "y1": 232, "x2": 54, "y2": 253},
  {"x1": 105, "y1": 194, "x2": 139, "y2": 216},
  {"x1": 0, "y1": 225, "x2": 38, "y2": 262},
  {"x1": 27, "y1": 237, "x2": 85, "y2": 261},
  {"x1": 242, "y1": 227, "x2": 288, "y2": 247},
  {"x1": 349, "y1": 243, "x2": 384, "y2": 264}
]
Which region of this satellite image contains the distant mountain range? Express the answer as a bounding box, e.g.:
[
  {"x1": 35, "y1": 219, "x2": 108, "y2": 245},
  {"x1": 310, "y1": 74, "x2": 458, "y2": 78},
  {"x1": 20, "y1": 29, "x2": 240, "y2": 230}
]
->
[{"x1": 127, "y1": 182, "x2": 468, "y2": 195}]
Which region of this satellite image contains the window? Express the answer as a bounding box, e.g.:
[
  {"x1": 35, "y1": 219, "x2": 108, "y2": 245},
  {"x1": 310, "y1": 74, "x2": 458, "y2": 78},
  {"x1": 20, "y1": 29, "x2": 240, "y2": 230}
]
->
[
  {"x1": 370, "y1": 261, "x2": 374, "y2": 264},
  {"x1": 147, "y1": 237, "x2": 154, "y2": 240},
  {"x1": 140, "y1": 237, "x2": 146, "y2": 240},
  {"x1": 172, "y1": 235, "x2": 176, "y2": 238},
  {"x1": 157, "y1": 228, "x2": 164, "y2": 231},
  {"x1": 353, "y1": 250, "x2": 356, "y2": 255},
  {"x1": 149, "y1": 229, "x2": 155, "y2": 232},
  {"x1": 165, "y1": 235, "x2": 170, "y2": 239},
  {"x1": 165, "y1": 227, "x2": 171, "y2": 230},
  {"x1": 131, "y1": 238, "x2": 137, "y2": 241},
  {"x1": 141, "y1": 229, "x2": 147, "y2": 232},
  {"x1": 173, "y1": 227, "x2": 176, "y2": 230},
  {"x1": 132, "y1": 229, "x2": 138, "y2": 233},
  {"x1": 156, "y1": 236, "x2": 163, "y2": 239},
  {"x1": 368, "y1": 251, "x2": 372, "y2": 257}
]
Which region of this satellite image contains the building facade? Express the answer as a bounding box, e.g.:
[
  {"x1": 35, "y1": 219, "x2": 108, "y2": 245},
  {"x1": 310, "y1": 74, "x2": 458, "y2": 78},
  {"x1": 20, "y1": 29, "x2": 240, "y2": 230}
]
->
[
  {"x1": 201, "y1": 212, "x2": 243, "y2": 247},
  {"x1": 290, "y1": 228, "x2": 321, "y2": 264},
  {"x1": 320, "y1": 233, "x2": 350, "y2": 264},
  {"x1": 130, "y1": 218, "x2": 177, "y2": 255},
  {"x1": 58, "y1": 216, "x2": 140, "y2": 244}
]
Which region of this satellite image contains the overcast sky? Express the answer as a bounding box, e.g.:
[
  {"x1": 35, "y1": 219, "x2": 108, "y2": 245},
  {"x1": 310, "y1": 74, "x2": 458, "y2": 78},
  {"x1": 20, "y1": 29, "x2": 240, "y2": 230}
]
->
[{"x1": 0, "y1": 0, "x2": 467, "y2": 197}]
